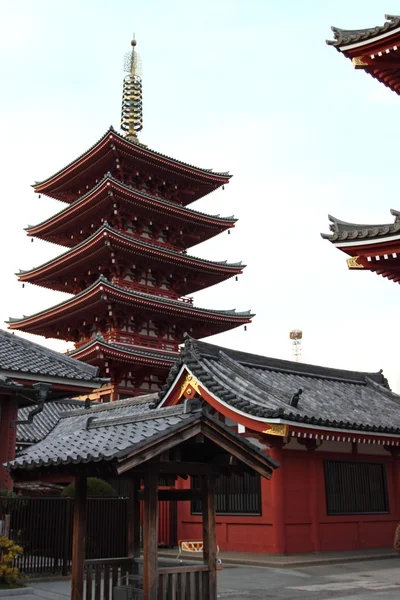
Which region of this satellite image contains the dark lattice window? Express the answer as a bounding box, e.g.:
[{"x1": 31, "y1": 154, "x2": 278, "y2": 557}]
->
[
  {"x1": 191, "y1": 472, "x2": 261, "y2": 515},
  {"x1": 324, "y1": 460, "x2": 389, "y2": 515}
]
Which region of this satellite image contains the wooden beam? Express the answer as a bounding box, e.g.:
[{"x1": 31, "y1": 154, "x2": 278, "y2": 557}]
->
[
  {"x1": 71, "y1": 475, "x2": 87, "y2": 600},
  {"x1": 143, "y1": 469, "x2": 159, "y2": 600},
  {"x1": 127, "y1": 477, "x2": 141, "y2": 574},
  {"x1": 202, "y1": 473, "x2": 217, "y2": 600},
  {"x1": 116, "y1": 423, "x2": 201, "y2": 474}
]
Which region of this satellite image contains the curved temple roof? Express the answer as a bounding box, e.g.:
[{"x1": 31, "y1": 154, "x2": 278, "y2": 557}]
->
[
  {"x1": 26, "y1": 175, "x2": 237, "y2": 245},
  {"x1": 322, "y1": 210, "x2": 400, "y2": 244},
  {"x1": 159, "y1": 336, "x2": 400, "y2": 436},
  {"x1": 8, "y1": 276, "x2": 254, "y2": 336},
  {"x1": 327, "y1": 14, "x2": 400, "y2": 48},
  {"x1": 327, "y1": 15, "x2": 400, "y2": 96},
  {"x1": 18, "y1": 223, "x2": 244, "y2": 293},
  {"x1": 33, "y1": 127, "x2": 231, "y2": 203},
  {"x1": 68, "y1": 336, "x2": 178, "y2": 367}
]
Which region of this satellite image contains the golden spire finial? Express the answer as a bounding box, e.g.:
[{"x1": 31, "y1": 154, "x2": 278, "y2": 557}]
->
[{"x1": 121, "y1": 35, "x2": 143, "y2": 143}]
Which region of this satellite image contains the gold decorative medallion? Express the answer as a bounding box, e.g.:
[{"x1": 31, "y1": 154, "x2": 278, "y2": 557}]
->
[
  {"x1": 347, "y1": 256, "x2": 364, "y2": 269},
  {"x1": 262, "y1": 423, "x2": 288, "y2": 436},
  {"x1": 178, "y1": 372, "x2": 201, "y2": 400}
]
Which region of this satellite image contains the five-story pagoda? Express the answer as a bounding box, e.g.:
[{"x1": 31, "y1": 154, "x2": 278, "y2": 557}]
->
[{"x1": 8, "y1": 39, "x2": 253, "y2": 400}]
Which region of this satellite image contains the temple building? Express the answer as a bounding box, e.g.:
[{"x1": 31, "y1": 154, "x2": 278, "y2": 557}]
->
[
  {"x1": 8, "y1": 39, "x2": 252, "y2": 400},
  {"x1": 160, "y1": 336, "x2": 400, "y2": 554}
]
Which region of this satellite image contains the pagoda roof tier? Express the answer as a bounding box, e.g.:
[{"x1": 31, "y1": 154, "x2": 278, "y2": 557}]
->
[
  {"x1": 322, "y1": 212, "x2": 400, "y2": 284},
  {"x1": 7, "y1": 276, "x2": 253, "y2": 339},
  {"x1": 327, "y1": 15, "x2": 400, "y2": 95},
  {"x1": 17, "y1": 223, "x2": 244, "y2": 295},
  {"x1": 26, "y1": 176, "x2": 237, "y2": 250},
  {"x1": 33, "y1": 128, "x2": 231, "y2": 204},
  {"x1": 68, "y1": 336, "x2": 178, "y2": 370}
]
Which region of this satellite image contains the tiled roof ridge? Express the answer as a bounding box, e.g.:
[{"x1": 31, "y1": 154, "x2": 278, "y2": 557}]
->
[
  {"x1": 184, "y1": 336, "x2": 383, "y2": 385},
  {"x1": 322, "y1": 212, "x2": 400, "y2": 242},
  {"x1": 17, "y1": 400, "x2": 84, "y2": 444},
  {"x1": 0, "y1": 329, "x2": 101, "y2": 381},
  {"x1": 19, "y1": 222, "x2": 244, "y2": 277},
  {"x1": 34, "y1": 127, "x2": 231, "y2": 189},
  {"x1": 27, "y1": 174, "x2": 237, "y2": 232},
  {"x1": 327, "y1": 14, "x2": 400, "y2": 47},
  {"x1": 8, "y1": 277, "x2": 253, "y2": 325},
  {"x1": 60, "y1": 394, "x2": 159, "y2": 418},
  {"x1": 87, "y1": 403, "x2": 186, "y2": 429}
]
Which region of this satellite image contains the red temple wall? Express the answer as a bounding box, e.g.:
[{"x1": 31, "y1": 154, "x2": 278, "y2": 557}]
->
[
  {"x1": 0, "y1": 396, "x2": 18, "y2": 490},
  {"x1": 176, "y1": 443, "x2": 399, "y2": 554}
]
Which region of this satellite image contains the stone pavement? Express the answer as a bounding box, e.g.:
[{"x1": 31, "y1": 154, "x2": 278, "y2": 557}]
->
[{"x1": 0, "y1": 554, "x2": 399, "y2": 599}]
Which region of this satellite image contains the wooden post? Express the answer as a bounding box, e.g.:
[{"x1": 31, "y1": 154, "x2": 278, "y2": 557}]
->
[
  {"x1": 71, "y1": 475, "x2": 87, "y2": 600},
  {"x1": 143, "y1": 469, "x2": 159, "y2": 600},
  {"x1": 127, "y1": 477, "x2": 141, "y2": 575},
  {"x1": 202, "y1": 473, "x2": 217, "y2": 600}
]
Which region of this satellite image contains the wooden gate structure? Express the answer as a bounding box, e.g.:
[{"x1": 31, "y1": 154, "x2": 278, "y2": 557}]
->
[{"x1": 6, "y1": 400, "x2": 278, "y2": 599}]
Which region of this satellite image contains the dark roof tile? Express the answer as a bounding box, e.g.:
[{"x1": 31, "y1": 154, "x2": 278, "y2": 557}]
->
[
  {"x1": 157, "y1": 335, "x2": 399, "y2": 435},
  {"x1": 0, "y1": 329, "x2": 101, "y2": 382}
]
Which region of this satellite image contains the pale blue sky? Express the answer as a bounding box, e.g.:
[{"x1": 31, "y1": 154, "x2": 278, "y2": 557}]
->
[{"x1": 1, "y1": 2, "x2": 400, "y2": 389}]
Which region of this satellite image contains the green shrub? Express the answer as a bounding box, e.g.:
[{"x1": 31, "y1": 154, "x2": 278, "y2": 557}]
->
[{"x1": 61, "y1": 478, "x2": 117, "y2": 498}]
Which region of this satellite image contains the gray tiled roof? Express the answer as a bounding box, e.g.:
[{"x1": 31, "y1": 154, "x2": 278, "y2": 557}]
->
[
  {"x1": 17, "y1": 399, "x2": 86, "y2": 444},
  {"x1": 7, "y1": 394, "x2": 278, "y2": 475},
  {"x1": 159, "y1": 335, "x2": 400, "y2": 435},
  {"x1": 327, "y1": 15, "x2": 400, "y2": 47},
  {"x1": 0, "y1": 329, "x2": 101, "y2": 382},
  {"x1": 322, "y1": 211, "x2": 400, "y2": 243}
]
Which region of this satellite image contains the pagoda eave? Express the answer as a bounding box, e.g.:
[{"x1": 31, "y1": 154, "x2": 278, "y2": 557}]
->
[
  {"x1": 8, "y1": 279, "x2": 253, "y2": 339},
  {"x1": 69, "y1": 339, "x2": 178, "y2": 369},
  {"x1": 27, "y1": 177, "x2": 236, "y2": 249},
  {"x1": 34, "y1": 129, "x2": 231, "y2": 204},
  {"x1": 17, "y1": 225, "x2": 244, "y2": 295}
]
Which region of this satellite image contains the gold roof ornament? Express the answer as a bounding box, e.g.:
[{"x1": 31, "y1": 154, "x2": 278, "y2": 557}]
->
[
  {"x1": 121, "y1": 36, "x2": 143, "y2": 143},
  {"x1": 347, "y1": 256, "x2": 364, "y2": 269}
]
